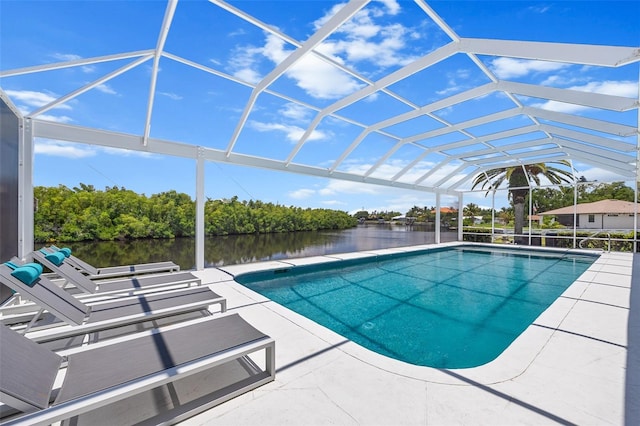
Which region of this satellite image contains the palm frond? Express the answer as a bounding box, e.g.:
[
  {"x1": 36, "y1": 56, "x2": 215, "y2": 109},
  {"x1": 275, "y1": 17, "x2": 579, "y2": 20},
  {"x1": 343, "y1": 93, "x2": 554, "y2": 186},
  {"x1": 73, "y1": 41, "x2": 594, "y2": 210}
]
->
[{"x1": 472, "y1": 161, "x2": 574, "y2": 197}]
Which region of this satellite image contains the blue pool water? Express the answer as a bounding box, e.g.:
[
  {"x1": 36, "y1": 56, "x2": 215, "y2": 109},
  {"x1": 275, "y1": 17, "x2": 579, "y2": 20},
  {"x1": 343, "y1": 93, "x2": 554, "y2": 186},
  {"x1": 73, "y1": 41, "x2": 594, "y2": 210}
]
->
[{"x1": 236, "y1": 246, "x2": 596, "y2": 368}]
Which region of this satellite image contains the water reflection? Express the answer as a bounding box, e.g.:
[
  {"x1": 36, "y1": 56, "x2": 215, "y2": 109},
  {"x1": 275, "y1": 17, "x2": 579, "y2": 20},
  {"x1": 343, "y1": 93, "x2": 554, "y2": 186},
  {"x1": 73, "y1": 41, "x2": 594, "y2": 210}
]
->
[{"x1": 40, "y1": 224, "x2": 458, "y2": 270}]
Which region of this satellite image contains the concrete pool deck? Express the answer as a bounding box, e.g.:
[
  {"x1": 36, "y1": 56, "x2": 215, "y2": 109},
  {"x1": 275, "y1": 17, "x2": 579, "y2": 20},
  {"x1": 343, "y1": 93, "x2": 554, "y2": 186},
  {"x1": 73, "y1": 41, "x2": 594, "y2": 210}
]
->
[{"x1": 187, "y1": 243, "x2": 637, "y2": 425}]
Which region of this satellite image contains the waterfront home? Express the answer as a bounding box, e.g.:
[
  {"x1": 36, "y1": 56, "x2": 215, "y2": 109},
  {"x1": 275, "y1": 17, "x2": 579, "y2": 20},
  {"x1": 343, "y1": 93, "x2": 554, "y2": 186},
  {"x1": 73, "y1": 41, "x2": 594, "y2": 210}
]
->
[{"x1": 539, "y1": 199, "x2": 639, "y2": 230}]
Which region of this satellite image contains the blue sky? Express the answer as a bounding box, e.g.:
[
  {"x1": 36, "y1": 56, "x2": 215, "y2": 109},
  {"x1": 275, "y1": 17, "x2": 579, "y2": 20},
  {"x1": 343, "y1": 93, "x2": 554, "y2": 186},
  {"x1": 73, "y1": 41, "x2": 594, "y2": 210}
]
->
[{"x1": 1, "y1": 0, "x2": 638, "y2": 213}]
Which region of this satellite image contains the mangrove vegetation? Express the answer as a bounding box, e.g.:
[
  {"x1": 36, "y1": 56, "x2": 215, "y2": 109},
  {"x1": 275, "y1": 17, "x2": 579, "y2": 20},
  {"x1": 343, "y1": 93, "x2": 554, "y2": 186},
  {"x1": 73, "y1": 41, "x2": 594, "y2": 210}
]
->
[{"x1": 34, "y1": 184, "x2": 357, "y2": 243}]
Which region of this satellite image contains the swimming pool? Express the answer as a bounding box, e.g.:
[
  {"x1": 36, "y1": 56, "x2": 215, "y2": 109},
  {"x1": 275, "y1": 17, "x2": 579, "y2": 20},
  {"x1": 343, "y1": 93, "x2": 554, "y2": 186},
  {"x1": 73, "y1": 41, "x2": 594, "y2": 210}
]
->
[{"x1": 235, "y1": 246, "x2": 597, "y2": 368}]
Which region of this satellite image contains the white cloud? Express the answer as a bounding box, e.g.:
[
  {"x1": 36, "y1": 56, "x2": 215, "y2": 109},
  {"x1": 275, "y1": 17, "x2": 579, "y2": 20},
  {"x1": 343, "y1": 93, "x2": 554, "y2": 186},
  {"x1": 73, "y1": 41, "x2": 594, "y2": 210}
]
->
[
  {"x1": 363, "y1": 92, "x2": 380, "y2": 102},
  {"x1": 96, "y1": 84, "x2": 117, "y2": 95},
  {"x1": 51, "y1": 53, "x2": 81, "y2": 61},
  {"x1": 285, "y1": 51, "x2": 365, "y2": 99},
  {"x1": 5, "y1": 90, "x2": 72, "y2": 110},
  {"x1": 37, "y1": 114, "x2": 74, "y2": 123},
  {"x1": 319, "y1": 179, "x2": 381, "y2": 196},
  {"x1": 228, "y1": 1, "x2": 418, "y2": 100},
  {"x1": 248, "y1": 121, "x2": 328, "y2": 143},
  {"x1": 228, "y1": 28, "x2": 247, "y2": 37},
  {"x1": 378, "y1": 0, "x2": 400, "y2": 15},
  {"x1": 99, "y1": 146, "x2": 155, "y2": 158},
  {"x1": 280, "y1": 103, "x2": 313, "y2": 121},
  {"x1": 382, "y1": 193, "x2": 439, "y2": 212},
  {"x1": 531, "y1": 80, "x2": 638, "y2": 113},
  {"x1": 261, "y1": 32, "x2": 290, "y2": 63},
  {"x1": 50, "y1": 53, "x2": 94, "y2": 73},
  {"x1": 316, "y1": 3, "x2": 416, "y2": 68},
  {"x1": 312, "y1": 3, "x2": 348, "y2": 30},
  {"x1": 436, "y1": 86, "x2": 461, "y2": 96},
  {"x1": 229, "y1": 43, "x2": 267, "y2": 84},
  {"x1": 573, "y1": 80, "x2": 637, "y2": 98},
  {"x1": 490, "y1": 57, "x2": 570, "y2": 79},
  {"x1": 35, "y1": 140, "x2": 97, "y2": 159},
  {"x1": 320, "y1": 157, "x2": 470, "y2": 194},
  {"x1": 531, "y1": 100, "x2": 589, "y2": 114},
  {"x1": 234, "y1": 67, "x2": 262, "y2": 84},
  {"x1": 527, "y1": 5, "x2": 551, "y2": 14},
  {"x1": 322, "y1": 199, "x2": 347, "y2": 206},
  {"x1": 539, "y1": 74, "x2": 584, "y2": 87},
  {"x1": 35, "y1": 139, "x2": 156, "y2": 159},
  {"x1": 287, "y1": 156, "x2": 467, "y2": 213},
  {"x1": 158, "y1": 91, "x2": 183, "y2": 101},
  {"x1": 576, "y1": 166, "x2": 634, "y2": 183},
  {"x1": 246, "y1": 34, "x2": 363, "y2": 98},
  {"x1": 288, "y1": 188, "x2": 316, "y2": 199},
  {"x1": 436, "y1": 68, "x2": 472, "y2": 95},
  {"x1": 5, "y1": 90, "x2": 73, "y2": 121},
  {"x1": 248, "y1": 102, "x2": 326, "y2": 143}
]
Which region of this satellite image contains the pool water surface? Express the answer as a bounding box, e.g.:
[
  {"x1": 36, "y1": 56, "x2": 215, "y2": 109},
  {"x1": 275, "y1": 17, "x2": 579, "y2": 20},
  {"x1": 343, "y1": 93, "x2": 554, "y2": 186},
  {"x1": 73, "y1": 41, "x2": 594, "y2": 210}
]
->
[{"x1": 236, "y1": 246, "x2": 596, "y2": 368}]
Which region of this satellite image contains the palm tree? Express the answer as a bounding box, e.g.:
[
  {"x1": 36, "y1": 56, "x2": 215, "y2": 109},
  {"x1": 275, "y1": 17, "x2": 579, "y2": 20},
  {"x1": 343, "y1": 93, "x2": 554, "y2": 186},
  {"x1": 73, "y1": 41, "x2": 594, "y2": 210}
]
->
[
  {"x1": 471, "y1": 161, "x2": 574, "y2": 243},
  {"x1": 463, "y1": 202, "x2": 482, "y2": 217}
]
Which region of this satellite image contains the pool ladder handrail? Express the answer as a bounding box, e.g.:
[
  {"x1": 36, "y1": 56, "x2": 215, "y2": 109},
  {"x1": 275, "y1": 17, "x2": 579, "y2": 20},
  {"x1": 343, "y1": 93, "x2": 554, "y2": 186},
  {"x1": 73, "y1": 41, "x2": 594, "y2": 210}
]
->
[{"x1": 578, "y1": 231, "x2": 611, "y2": 252}]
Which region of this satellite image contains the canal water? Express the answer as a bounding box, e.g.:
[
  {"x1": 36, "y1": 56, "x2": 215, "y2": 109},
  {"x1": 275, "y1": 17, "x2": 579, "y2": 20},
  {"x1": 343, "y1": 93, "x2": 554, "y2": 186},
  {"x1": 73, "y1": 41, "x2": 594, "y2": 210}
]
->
[{"x1": 41, "y1": 224, "x2": 458, "y2": 270}]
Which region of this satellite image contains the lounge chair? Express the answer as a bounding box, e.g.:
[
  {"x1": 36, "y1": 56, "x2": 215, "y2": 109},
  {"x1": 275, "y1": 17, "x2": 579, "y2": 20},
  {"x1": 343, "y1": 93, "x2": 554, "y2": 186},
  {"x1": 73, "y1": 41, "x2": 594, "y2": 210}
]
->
[
  {"x1": 43, "y1": 245, "x2": 180, "y2": 279},
  {"x1": 0, "y1": 313, "x2": 275, "y2": 425},
  {"x1": 0, "y1": 262, "x2": 227, "y2": 348},
  {"x1": 27, "y1": 250, "x2": 201, "y2": 297}
]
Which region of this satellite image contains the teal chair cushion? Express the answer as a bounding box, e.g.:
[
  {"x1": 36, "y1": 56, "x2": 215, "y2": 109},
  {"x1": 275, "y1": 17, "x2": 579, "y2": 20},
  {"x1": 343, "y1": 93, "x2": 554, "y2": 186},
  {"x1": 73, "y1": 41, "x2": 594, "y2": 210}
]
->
[
  {"x1": 58, "y1": 247, "x2": 72, "y2": 257},
  {"x1": 45, "y1": 251, "x2": 66, "y2": 266},
  {"x1": 10, "y1": 264, "x2": 42, "y2": 287},
  {"x1": 26, "y1": 262, "x2": 43, "y2": 275}
]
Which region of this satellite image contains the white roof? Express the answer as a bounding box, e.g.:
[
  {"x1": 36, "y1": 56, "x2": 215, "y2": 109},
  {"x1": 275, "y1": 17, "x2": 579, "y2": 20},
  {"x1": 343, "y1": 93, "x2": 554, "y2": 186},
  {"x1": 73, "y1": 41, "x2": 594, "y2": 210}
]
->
[{"x1": 540, "y1": 199, "x2": 640, "y2": 215}]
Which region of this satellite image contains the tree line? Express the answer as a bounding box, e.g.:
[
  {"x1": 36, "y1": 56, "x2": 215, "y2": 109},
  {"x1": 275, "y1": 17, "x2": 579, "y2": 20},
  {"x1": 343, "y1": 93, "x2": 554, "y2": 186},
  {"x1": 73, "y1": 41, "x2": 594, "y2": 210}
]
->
[
  {"x1": 34, "y1": 184, "x2": 357, "y2": 243},
  {"x1": 350, "y1": 181, "x2": 636, "y2": 228},
  {"x1": 465, "y1": 181, "x2": 635, "y2": 227}
]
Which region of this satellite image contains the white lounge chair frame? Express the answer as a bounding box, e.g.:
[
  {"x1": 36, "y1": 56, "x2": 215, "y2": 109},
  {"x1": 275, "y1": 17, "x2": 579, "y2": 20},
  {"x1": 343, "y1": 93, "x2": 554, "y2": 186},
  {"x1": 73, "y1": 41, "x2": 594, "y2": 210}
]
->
[
  {"x1": 0, "y1": 313, "x2": 275, "y2": 426},
  {"x1": 46, "y1": 245, "x2": 180, "y2": 279},
  {"x1": 31, "y1": 250, "x2": 195, "y2": 296},
  {"x1": 0, "y1": 263, "x2": 226, "y2": 343}
]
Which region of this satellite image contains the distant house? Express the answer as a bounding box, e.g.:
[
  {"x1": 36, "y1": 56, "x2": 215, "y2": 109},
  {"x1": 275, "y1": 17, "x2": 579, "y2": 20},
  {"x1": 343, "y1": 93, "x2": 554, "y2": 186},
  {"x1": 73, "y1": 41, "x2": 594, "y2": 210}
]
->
[
  {"x1": 431, "y1": 207, "x2": 457, "y2": 214},
  {"x1": 539, "y1": 199, "x2": 639, "y2": 230},
  {"x1": 527, "y1": 214, "x2": 544, "y2": 226}
]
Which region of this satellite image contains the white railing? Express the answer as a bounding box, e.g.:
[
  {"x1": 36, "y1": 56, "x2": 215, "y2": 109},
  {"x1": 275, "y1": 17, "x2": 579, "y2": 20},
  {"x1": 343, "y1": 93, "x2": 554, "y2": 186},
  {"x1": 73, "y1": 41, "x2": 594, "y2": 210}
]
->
[
  {"x1": 578, "y1": 231, "x2": 611, "y2": 252},
  {"x1": 462, "y1": 229, "x2": 624, "y2": 252}
]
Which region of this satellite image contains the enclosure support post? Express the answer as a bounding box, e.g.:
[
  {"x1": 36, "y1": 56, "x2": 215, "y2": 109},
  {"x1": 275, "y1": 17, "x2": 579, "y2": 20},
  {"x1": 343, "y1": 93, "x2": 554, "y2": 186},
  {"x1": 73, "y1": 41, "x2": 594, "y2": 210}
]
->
[
  {"x1": 195, "y1": 148, "x2": 205, "y2": 270},
  {"x1": 635, "y1": 179, "x2": 638, "y2": 252},
  {"x1": 491, "y1": 190, "x2": 495, "y2": 243},
  {"x1": 435, "y1": 192, "x2": 441, "y2": 244},
  {"x1": 573, "y1": 177, "x2": 578, "y2": 249},
  {"x1": 635, "y1": 68, "x2": 639, "y2": 252},
  {"x1": 528, "y1": 185, "x2": 532, "y2": 246},
  {"x1": 458, "y1": 193, "x2": 464, "y2": 242},
  {"x1": 19, "y1": 117, "x2": 34, "y2": 259}
]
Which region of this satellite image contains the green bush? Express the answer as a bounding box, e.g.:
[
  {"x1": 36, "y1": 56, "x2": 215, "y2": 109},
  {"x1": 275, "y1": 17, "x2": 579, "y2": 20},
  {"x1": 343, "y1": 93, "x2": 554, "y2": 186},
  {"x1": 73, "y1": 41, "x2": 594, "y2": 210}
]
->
[
  {"x1": 462, "y1": 227, "x2": 492, "y2": 243},
  {"x1": 546, "y1": 231, "x2": 638, "y2": 252}
]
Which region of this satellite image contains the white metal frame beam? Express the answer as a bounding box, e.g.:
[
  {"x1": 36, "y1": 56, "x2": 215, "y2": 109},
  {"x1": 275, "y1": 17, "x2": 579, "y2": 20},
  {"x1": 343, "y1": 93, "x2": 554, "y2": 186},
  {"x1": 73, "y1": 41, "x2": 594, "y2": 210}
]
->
[
  {"x1": 286, "y1": 41, "x2": 461, "y2": 165},
  {"x1": 143, "y1": 0, "x2": 178, "y2": 146},
  {"x1": 32, "y1": 120, "x2": 459, "y2": 195},
  {"x1": 458, "y1": 38, "x2": 640, "y2": 67},
  {"x1": 224, "y1": 0, "x2": 368, "y2": 156}
]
